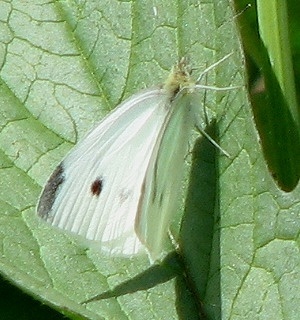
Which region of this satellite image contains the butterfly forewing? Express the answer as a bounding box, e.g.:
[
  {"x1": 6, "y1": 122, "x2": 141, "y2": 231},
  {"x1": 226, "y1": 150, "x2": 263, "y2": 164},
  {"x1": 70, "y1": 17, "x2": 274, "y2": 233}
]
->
[{"x1": 37, "y1": 88, "x2": 173, "y2": 256}]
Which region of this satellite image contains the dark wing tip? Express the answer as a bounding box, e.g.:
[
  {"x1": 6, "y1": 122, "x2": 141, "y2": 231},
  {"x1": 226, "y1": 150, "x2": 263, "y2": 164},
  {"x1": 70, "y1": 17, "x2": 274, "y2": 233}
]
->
[{"x1": 37, "y1": 163, "x2": 65, "y2": 219}]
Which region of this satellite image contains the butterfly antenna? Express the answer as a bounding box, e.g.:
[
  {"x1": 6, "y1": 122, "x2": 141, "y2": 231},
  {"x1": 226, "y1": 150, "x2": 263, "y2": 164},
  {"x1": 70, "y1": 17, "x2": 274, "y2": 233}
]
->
[
  {"x1": 196, "y1": 52, "x2": 234, "y2": 83},
  {"x1": 194, "y1": 84, "x2": 240, "y2": 91}
]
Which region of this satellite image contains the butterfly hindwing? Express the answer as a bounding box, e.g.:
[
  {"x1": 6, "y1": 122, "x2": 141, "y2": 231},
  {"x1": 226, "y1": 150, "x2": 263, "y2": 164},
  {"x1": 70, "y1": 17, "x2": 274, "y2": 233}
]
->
[{"x1": 135, "y1": 89, "x2": 200, "y2": 260}]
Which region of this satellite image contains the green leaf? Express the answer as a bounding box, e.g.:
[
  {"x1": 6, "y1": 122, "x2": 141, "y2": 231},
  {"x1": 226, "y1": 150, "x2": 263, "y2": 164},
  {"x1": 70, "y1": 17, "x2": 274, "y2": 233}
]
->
[
  {"x1": 234, "y1": 0, "x2": 300, "y2": 191},
  {"x1": 0, "y1": 1, "x2": 299, "y2": 320}
]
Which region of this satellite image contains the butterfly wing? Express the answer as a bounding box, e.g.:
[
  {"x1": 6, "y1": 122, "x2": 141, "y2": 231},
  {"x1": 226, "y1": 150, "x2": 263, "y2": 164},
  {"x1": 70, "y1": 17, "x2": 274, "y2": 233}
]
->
[
  {"x1": 135, "y1": 90, "x2": 200, "y2": 261},
  {"x1": 37, "y1": 88, "x2": 172, "y2": 256}
]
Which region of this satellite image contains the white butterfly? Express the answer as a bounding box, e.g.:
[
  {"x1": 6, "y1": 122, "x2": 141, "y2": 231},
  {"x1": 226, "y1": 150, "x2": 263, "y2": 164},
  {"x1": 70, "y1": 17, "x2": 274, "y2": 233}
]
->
[{"x1": 37, "y1": 55, "x2": 233, "y2": 262}]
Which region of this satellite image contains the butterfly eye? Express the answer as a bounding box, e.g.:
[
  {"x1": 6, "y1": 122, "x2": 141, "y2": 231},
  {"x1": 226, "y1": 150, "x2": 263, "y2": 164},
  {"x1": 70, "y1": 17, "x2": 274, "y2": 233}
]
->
[{"x1": 90, "y1": 178, "x2": 103, "y2": 196}]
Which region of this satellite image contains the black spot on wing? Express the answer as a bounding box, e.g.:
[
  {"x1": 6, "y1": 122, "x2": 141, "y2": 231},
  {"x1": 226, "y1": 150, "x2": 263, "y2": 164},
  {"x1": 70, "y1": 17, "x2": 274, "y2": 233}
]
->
[
  {"x1": 91, "y1": 178, "x2": 103, "y2": 196},
  {"x1": 37, "y1": 163, "x2": 65, "y2": 219}
]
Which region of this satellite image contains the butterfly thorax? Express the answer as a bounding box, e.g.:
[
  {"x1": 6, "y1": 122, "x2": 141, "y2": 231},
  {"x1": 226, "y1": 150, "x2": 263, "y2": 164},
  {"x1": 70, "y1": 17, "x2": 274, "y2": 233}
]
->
[{"x1": 164, "y1": 58, "x2": 195, "y2": 100}]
